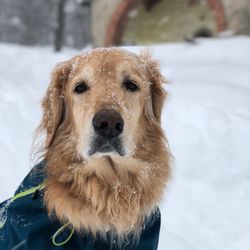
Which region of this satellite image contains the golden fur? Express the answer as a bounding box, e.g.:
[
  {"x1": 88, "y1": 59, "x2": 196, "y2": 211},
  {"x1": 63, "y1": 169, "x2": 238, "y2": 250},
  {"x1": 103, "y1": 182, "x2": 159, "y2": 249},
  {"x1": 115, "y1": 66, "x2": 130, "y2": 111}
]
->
[{"x1": 36, "y1": 48, "x2": 171, "y2": 239}]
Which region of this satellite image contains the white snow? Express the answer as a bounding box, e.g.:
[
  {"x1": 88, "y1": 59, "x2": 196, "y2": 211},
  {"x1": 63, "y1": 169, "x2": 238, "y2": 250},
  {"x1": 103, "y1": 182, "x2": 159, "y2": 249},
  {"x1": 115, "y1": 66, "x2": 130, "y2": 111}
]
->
[{"x1": 0, "y1": 37, "x2": 250, "y2": 249}]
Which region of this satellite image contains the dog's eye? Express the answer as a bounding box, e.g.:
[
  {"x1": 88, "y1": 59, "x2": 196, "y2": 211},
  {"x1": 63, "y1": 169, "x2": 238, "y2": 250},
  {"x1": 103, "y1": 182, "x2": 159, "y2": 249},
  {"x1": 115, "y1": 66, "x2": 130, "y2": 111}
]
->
[
  {"x1": 123, "y1": 80, "x2": 139, "y2": 92},
  {"x1": 74, "y1": 82, "x2": 89, "y2": 94}
]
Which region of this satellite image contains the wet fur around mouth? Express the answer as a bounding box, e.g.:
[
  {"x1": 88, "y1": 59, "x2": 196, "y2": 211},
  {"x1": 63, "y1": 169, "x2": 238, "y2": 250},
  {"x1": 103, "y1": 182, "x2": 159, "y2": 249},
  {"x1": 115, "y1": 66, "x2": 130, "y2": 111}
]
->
[{"x1": 88, "y1": 135, "x2": 125, "y2": 156}]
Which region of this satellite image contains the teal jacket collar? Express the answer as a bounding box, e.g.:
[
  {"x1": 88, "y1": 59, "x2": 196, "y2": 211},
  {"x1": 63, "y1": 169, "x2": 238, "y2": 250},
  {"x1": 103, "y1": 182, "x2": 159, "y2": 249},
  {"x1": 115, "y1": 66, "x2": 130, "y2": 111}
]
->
[{"x1": 0, "y1": 162, "x2": 161, "y2": 250}]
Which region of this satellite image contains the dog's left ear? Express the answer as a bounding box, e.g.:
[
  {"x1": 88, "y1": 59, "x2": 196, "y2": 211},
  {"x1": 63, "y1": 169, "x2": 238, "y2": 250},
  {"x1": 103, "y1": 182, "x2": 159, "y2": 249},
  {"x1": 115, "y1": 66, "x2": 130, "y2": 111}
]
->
[{"x1": 141, "y1": 51, "x2": 167, "y2": 123}]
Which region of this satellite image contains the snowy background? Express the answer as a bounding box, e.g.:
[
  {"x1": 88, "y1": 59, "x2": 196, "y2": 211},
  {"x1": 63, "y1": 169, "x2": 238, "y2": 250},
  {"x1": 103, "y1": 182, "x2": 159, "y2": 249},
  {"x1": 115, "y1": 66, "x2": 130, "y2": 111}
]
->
[{"x1": 0, "y1": 37, "x2": 250, "y2": 249}]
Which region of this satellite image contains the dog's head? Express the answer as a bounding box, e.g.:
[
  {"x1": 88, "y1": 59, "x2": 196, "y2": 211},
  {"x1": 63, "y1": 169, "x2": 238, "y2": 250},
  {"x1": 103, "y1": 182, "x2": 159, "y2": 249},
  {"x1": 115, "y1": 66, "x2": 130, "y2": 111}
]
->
[{"x1": 39, "y1": 48, "x2": 171, "y2": 238}]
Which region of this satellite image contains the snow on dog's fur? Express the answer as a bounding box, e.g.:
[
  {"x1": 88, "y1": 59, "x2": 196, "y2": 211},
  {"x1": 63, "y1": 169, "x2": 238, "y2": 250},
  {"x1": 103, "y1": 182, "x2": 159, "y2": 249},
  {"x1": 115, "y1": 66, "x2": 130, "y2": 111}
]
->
[{"x1": 36, "y1": 48, "x2": 171, "y2": 240}]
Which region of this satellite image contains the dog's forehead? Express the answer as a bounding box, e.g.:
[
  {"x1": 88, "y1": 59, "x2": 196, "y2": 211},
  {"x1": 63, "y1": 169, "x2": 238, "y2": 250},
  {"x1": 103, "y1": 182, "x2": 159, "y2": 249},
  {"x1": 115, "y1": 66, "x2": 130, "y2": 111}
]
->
[
  {"x1": 71, "y1": 48, "x2": 146, "y2": 78},
  {"x1": 84, "y1": 48, "x2": 139, "y2": 64}
]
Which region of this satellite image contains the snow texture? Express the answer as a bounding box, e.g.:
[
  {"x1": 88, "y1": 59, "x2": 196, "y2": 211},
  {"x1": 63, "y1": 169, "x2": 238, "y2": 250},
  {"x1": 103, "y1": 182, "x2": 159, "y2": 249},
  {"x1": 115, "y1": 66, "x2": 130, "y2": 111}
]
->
[{"x1": 0, "y1": 37, "x2": 250, "y2": 249}]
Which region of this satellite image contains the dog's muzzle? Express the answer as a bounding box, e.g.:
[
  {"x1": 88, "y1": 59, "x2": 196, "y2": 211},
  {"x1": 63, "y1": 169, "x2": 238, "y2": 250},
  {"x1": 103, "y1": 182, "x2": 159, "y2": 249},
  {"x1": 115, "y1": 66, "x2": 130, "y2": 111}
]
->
[{"x1": 88, "y1": 109, "x2": 125, "y2": 156}]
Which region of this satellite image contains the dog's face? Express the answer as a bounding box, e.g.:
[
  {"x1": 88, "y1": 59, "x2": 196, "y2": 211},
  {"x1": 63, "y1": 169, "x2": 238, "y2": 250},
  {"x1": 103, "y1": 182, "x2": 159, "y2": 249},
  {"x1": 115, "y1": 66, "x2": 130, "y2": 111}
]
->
[
  {"x1": 40, "y1": 48, "x2": 171, "y2": 238},
  {"x1": 71, "y1": 50, "x2": 154, "y2": 158}
]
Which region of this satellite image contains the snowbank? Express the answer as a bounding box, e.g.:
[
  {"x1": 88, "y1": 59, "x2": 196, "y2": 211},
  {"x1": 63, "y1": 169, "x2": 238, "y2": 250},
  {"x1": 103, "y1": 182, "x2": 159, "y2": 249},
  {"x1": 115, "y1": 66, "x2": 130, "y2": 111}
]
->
[{"x1": 0, "y1": 37, "x2": 249, "y2": 249}]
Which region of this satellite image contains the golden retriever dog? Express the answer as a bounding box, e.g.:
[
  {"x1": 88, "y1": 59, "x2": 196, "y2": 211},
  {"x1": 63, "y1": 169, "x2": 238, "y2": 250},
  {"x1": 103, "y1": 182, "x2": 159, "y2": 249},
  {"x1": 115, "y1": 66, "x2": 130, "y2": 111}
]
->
[{"x1": 38, "y1": 48, "x2": 171, "y2": 242}]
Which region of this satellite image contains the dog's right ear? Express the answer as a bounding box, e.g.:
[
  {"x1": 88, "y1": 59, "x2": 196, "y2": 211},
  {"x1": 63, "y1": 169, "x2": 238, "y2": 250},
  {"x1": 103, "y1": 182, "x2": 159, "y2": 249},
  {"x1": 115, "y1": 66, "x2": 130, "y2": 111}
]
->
[
  {"x1": 140, "y1": 51, "x2": 167, "y2": 123},
  {"x1": 42, "y1": 61, "x2": 71, "y2": 148}
]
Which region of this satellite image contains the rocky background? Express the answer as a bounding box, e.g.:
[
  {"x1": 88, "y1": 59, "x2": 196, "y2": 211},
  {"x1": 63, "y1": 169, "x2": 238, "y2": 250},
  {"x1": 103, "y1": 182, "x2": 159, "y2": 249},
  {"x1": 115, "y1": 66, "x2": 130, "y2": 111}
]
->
[{"x1": 0, "y1": 0, "x2": 249, "y2": 48}]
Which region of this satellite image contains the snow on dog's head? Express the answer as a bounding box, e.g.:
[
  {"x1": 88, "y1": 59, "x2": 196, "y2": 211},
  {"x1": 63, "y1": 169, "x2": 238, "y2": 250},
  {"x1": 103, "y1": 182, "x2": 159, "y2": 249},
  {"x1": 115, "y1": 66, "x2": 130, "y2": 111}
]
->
[{"x1": 37, "y1": 48, "x2": 171, "y2": 239}]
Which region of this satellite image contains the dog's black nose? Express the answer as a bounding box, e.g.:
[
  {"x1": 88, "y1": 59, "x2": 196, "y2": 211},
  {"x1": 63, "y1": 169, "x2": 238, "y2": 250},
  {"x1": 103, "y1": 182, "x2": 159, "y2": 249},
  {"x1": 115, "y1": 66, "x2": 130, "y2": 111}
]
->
[{"x1": 92, "y1": 110, "x2": 124, "y2": 139}]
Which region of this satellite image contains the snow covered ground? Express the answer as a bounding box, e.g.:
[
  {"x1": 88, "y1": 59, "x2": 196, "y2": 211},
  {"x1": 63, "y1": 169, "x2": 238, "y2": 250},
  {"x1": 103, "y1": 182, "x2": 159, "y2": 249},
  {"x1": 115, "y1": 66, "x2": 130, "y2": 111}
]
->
[{"x1": 0, "y1": 37, "x2": 249, "y2": 249}]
